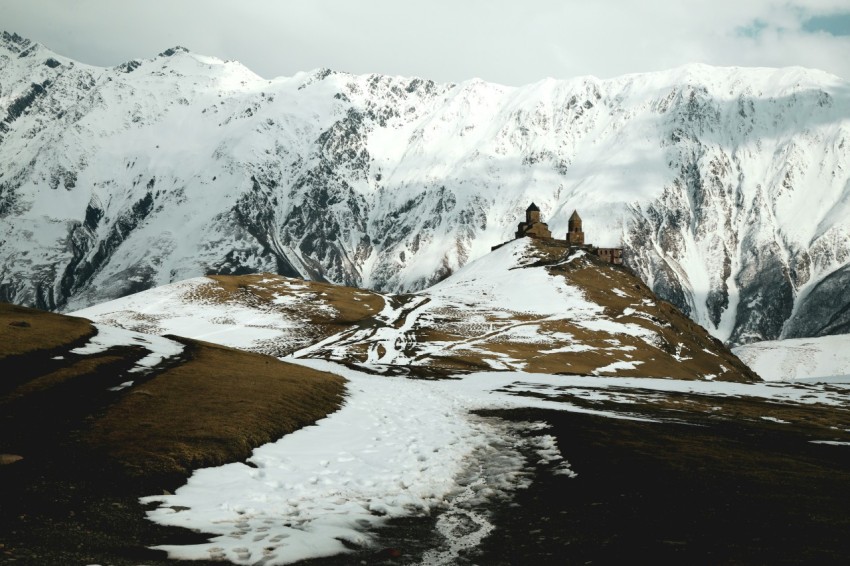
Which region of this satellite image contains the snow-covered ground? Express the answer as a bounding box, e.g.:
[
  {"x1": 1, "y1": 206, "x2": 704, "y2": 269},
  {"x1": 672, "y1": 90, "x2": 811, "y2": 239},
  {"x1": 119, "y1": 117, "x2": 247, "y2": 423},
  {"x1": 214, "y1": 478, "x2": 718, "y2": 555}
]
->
[
  {"x1": 140, "y1": 361, "x2": 555, "y2": 565},
  {"x1": 70, "y1": 322, "x2": 184, "y2": 376},
  {"x1": 71, "y1": 277, "x2": 305, "y2": 351},
  {"x1": 140, "y1": 361, "x2": 850, "y2": 565},
  {"x1": 297, "y1": 242, "x2": 640, "y2": 368},
  {"x1": 733, "y1": 334, "x2": 850, "y2": 382}
]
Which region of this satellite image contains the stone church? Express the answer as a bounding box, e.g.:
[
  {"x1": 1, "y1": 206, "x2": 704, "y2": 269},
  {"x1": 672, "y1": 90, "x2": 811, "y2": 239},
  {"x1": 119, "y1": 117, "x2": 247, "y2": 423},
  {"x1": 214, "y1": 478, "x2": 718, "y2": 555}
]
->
[
  {"x1": 515, "y1": 203, "x2": 552, "y2": 239},
  {"x1": 504, "y1": 203, "x2": 623, "y2": 265}
]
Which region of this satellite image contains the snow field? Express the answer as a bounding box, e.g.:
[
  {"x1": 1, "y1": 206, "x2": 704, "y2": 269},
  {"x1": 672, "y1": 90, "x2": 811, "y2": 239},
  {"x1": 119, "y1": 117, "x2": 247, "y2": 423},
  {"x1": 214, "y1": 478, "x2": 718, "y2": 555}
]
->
[
  {"x1": 427, "y1": 240, "x2": 597, "y2": 318},
  {"x1": 732, "y1": 334, "x2": 850, "y2": 382},
  {"x1": 72, "y1": 277, "x2": 307, "y2": 352}
]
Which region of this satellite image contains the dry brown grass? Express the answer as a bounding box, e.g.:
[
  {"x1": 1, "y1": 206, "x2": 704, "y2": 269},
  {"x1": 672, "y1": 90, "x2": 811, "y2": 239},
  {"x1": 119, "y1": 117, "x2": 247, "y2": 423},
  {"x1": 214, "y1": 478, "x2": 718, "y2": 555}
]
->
[
  {"x1": 0, "y1": 301, "x2": 347, "y2": 484},
  {"x1": 85, "y1": 337, "x2": 346, "y2": 480},
  {"x1": 384, "y1": 240, "x2": 759, "y2": 381},
  {"x1": 4, "y1": 355, "x2": 130, "y2": 400},
  {"x1": 512, "y1": 384, "x2": 850, "y2": 442},
  {"x1": 0, "y1": 303, "x2": 94, "y2": 361},
  {"x1": 205, "y1": 273, "x2": 384, "y2": 324},
  {"x1": 545, "y1": 248, "x2": 757, "y2": 381},
  {"x1": 642, "y1": 389, "x2": 850, "y2": 435}
]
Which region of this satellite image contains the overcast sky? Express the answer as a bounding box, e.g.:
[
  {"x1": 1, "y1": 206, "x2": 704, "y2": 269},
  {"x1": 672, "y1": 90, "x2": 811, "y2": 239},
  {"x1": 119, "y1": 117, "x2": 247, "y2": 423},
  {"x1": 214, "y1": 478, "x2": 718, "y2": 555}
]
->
[{"x1": 4, "y1": 0, "x2": 850, "y2": 85}]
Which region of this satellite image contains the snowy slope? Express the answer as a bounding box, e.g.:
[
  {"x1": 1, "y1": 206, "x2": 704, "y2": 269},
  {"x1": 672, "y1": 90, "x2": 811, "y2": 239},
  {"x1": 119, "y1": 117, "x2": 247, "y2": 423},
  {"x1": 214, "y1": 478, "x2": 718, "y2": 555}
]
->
[
  {"x1": 2, "y1": 32, "x2": 849, "y2": 345},
  {"x1": 733, "y1": 334, "x2": 850, "y2": 381},
  {"x1": 298, "y1": 238, "x2": 759, "y2": 381},
  {"x1": 74, "y1": 238, "x2": 758, "y2": 381},
  {"x1": 71, "y1": 274, "x2": 385, "y2": 357}
]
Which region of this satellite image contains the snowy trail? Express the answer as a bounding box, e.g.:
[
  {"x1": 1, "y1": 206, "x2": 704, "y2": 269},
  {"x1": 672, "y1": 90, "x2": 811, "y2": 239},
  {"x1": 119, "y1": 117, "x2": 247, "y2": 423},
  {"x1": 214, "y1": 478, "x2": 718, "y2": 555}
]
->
[
  {"x1": 138, "y1": 363, "x2": 850, "y2": 564},
  {"x1": 140, "y1": 362, "x2": 504, "y2": 564},
  {"x1": 289, "y1": 294, "x2": 431, "y2": 366},
  {"x1": 139, "y1": 362, "x2": 588, "y2": 565}
]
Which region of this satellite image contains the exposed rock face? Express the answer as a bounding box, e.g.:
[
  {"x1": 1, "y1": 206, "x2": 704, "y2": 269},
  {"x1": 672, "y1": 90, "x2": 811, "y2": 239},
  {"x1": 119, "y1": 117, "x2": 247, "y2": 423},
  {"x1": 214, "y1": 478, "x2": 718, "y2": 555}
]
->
[{"x1": 1, "y1": 33, "x2": 849, "y2": 345}]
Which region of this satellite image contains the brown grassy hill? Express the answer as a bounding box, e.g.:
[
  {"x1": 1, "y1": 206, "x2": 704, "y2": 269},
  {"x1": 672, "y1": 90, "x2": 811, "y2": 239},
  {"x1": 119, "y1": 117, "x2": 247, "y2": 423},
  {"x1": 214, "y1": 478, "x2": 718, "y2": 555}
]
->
[
  {"x1": 74, "y1": 239, "x2": 758, "y2": 382},
  {"x1": 0, "y1": 302, "x2": 345, "y2": 564},
  {"x1": 302, "y1": 239, "x2": 760, "y2": 382},
  {"x1": 73, "y1": 274, "x2": 386, "y2": 357}
]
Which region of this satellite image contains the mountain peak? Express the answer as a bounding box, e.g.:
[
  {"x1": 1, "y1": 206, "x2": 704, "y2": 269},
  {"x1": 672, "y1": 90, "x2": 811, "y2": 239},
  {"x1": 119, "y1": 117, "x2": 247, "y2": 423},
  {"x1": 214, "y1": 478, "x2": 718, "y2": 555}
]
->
[
  {"x1": 157, "y1": 45, "x2": 190, "y2": 58},
  {"x1": 0, "y1": 31, "x2": 34, "y2": 55}
]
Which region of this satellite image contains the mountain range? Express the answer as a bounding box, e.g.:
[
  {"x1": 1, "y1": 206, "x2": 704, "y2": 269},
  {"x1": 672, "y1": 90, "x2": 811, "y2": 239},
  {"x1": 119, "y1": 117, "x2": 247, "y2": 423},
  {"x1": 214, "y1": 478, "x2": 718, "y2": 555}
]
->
[{"x1": 1, "y1": 31, "x2": 849, "y2": 345}]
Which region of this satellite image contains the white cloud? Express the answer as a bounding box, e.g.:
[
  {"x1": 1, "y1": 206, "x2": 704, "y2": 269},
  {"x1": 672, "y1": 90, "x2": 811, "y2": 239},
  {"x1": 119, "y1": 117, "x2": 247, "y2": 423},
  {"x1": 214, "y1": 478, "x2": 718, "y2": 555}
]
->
[{"x1": 3, "y1": 0, "x2": 849, "y2": 84}]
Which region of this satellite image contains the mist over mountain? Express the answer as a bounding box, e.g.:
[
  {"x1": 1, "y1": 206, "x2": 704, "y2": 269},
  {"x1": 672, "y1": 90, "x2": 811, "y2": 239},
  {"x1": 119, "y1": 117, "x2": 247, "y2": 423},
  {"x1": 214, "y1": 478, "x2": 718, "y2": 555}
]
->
[{"x1": 1, "y1": 31, "x2": 848, "y2": 345}]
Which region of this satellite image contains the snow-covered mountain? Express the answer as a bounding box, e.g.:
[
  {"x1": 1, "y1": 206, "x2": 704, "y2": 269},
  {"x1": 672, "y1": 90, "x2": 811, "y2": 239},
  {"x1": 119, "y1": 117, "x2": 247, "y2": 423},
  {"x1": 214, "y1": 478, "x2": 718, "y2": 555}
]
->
[
  {"x1": 1, "y1": 31, "x2": 849, "y2": 345},
  {"x1": 733, "y1": 333, "x2": 850, "y2": 382}
]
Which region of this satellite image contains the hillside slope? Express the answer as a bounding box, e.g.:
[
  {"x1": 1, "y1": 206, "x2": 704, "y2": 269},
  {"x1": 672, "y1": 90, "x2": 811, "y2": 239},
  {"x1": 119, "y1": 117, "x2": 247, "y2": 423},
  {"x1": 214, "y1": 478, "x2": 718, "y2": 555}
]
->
[
  {"x1": 1, "y1": 32, "x2": 849, "y2": 345},
  {"x1": 75, "y1": 238, "x2": 759, "y2": 382},
  {"x1": 0, "y1": 302, "x2": 345, "y2": 563}
]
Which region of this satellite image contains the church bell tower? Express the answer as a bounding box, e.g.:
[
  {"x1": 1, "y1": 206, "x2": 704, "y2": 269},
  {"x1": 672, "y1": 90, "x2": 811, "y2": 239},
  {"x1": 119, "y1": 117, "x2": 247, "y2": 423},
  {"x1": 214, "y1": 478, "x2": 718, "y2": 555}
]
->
[{"x1": 567, "y1": 210, "x2": 584, "y2": 245}]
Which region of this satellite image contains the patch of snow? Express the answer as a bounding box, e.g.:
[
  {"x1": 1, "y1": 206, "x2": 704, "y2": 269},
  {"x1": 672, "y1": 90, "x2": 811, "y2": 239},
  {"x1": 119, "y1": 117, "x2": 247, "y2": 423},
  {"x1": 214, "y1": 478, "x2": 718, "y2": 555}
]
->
[
  {"x1": 592, "y1": 360, "x2": 644, "y2": 375},
  {"x1": 70, "y1": 323, "x2": 183, "y2": 374},
  {"x1": 760, "y1": 416, "x2": 790, "y2": 424},
  {"x1": 72, "y1": 277, "x2": 307, "y2": 352},
  {"x1": 540, "y1": 343, "x2": 594, "y2": 354},
  {"x1": 576, "y1": 318, "x2": 654, "y2": 338}
]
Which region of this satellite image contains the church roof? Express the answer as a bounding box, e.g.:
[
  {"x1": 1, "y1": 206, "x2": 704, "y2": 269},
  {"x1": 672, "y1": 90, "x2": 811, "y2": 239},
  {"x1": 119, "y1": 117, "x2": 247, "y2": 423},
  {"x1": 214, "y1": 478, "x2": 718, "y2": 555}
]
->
[
  {"x1": 569, "y1": 209, "x2": 581, "y2": 220},
  {"x1": 527, "y1": 202, "x2": 540, "y2": 212}
]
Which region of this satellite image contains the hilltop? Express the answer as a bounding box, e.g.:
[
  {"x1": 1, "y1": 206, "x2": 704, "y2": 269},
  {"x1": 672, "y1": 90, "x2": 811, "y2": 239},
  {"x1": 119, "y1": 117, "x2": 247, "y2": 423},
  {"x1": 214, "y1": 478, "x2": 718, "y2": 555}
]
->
[{"x1": 74, "y1": 238, "x2": 758, "y2": 382}]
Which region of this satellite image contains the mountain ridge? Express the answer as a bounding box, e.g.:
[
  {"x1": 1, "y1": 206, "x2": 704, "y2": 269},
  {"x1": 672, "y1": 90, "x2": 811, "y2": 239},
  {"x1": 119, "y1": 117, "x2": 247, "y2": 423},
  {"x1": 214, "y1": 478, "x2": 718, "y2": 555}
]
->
[{"x1": 1, "y1": 32, "x2": 849, "y2": 345}]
